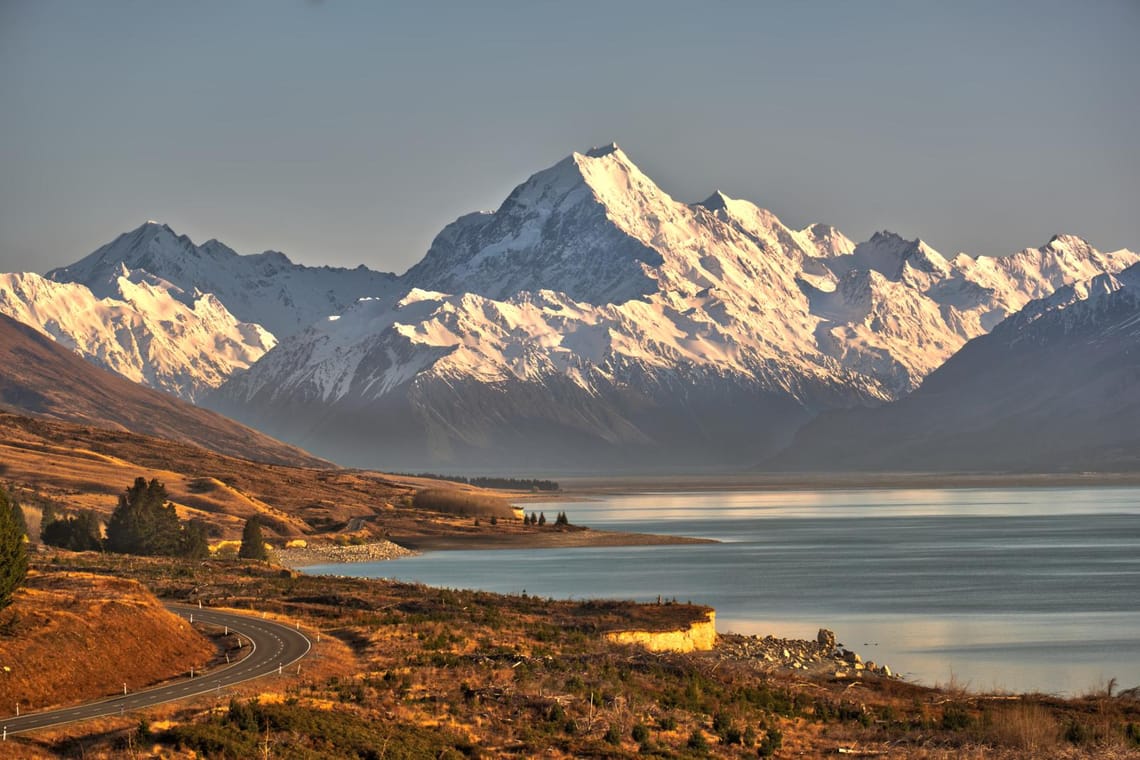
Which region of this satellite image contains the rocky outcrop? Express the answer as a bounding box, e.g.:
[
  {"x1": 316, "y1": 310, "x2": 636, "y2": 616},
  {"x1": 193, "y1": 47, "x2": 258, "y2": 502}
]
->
[
  {"x1": 606, "y1": 610, "x2": 717, "y2": 653},
  {"x1": 716, "y1": 629, "x2": 894, "y2": 679}
]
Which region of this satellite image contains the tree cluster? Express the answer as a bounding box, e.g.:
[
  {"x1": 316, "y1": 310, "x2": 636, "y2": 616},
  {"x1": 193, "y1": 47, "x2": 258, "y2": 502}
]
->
[
  {"x1": 395, "y1": 473, "x2": 560, "y2": 492},
  {"x1": 40, "y1": 504, "x2": 102, "y2": 551},
  {"x1": 105, "y1": 477, "x2": 208, "y2": 558},
  {"x1": 522, "y1": 511, "x2": 570, "y2": 527}
]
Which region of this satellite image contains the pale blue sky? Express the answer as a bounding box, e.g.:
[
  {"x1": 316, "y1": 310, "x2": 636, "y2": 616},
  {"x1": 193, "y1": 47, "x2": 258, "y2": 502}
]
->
[{"x1": 2, "y1": 0, "x2": 1138, "y2": 274}]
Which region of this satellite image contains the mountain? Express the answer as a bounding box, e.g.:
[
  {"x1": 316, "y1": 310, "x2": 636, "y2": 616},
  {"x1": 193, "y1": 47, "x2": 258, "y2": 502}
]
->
[
  {"x1": 206, "y1": 145, "x2": 1139, "y2": 472},
  {"x1": 770, "y1": 263, "x2": 1140, "y2": 472},
  {"x1": 48, "y1": 221, "x2": 398, "y2": 339},
  {"x1": 0, "y1": 271, "x2": 274, "y2": 401},
  {"x1": 0, "y1": 313, "x2": 326, "y2": 467}
]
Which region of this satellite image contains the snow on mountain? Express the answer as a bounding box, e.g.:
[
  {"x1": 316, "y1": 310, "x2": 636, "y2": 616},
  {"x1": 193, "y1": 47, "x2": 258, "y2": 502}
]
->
[
  {"x1": 48, "y1": 222, "x2": 398, "y2": 339},
  {"x1": 0, "y1": 270, "x2": 274, "y2": 401},
  {"x1": 207, "y1": 144, "x2": 1139, "y2": 471},
  {"x1": 771, "y1": 260, "x2": 1140, "y2": 472}
]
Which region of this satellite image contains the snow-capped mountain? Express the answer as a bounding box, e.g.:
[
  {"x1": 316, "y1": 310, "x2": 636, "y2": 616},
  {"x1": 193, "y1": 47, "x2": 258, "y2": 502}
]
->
[
  {"x1": 0, "y1": 271, "x2": 274, "y2": 401},
  {"x1": 206, "y1": 145, "x2": 1138, "y2": 472},
  {"x1": 771, "y1": 261, "x2": 1140, "y2": 472},
  {"x1": 48, "y1": 221, "x2": 398, "y2": 339}
]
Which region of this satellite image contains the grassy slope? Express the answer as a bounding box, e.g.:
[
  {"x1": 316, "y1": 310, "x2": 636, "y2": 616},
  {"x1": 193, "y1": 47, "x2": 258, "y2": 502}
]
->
[
  {"x1": 0, "y1": 571, "x2": 214, "y2": 711},
  {"x1": 0, "y1": 412, "x2": 510, "y2": 542},
  {"x1": 0, "y1": 313, "x2": 326, "y2": 469}
]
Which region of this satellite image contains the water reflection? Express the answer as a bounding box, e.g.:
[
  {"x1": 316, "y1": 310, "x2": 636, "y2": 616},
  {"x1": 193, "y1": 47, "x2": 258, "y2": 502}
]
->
[{"x1": 304, "y1": 486, "x2": 1140, "y2": 695}]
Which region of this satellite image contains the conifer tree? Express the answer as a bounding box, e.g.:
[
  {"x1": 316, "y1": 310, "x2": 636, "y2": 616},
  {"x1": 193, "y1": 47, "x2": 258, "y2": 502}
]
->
[
  {"x1": 9, "y1": 495, "x2": 27, "y2": 540},
  {"x1": 537, "y1": 512, "x2": 546, "y2": 526},
  {"x1": 238, "y1": 516, "x2": 269, "y2": 561},
  {"x1": 180, "y1": 519, "x2": 210, "y2": 559},
  {"x1": 0, "y1": 485, "x2": 28, "y2": 610},
  {"x1": 39, "y1": 500, "x2": 58, "y2": 532}
]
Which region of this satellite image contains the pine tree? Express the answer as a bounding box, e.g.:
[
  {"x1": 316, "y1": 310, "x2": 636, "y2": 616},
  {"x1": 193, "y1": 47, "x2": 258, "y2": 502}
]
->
[
  {"x1": 9, "y1": 495, "x2": 27, "y2": 540},
  {"x1": 537, "y1": 512, "x2": 546, "y2": 526},
  {"x1": 39, "y1": 500, "x2": 58, "y2": 535},
  {"x1": 0, "y1": 485, "x2": 28, "y2": 610},
  {"x1": 238, "y1": 516, "x2": 268, "y2": 561},
  {"x1": 180, "y1": 519, "x2": 210, "y2": 559}
]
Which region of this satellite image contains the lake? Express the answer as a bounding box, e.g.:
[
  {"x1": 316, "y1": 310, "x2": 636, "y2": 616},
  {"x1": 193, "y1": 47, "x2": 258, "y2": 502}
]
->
[{"x1": 302, "y1": 487, "x2": 1140, "y2": 695}]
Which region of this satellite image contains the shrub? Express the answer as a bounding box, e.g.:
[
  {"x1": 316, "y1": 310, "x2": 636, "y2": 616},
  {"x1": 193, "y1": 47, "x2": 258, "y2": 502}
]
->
[
  {"x1": 758, "y1": 727, "x2": 782, "y2": 757},
  {"x1": 1065, "y1": 720, "x2": 1093, "y2": 746},
  {"x1": 984, "y1": 703, "x2": 1059, "y2": 752},
  {"x1": 412, "y1": 489, "x2": 515, "y2": 518},
  {"x1": 941, "y1": 703, "x2": 972, "y2": 731},
  {"x1": 687, "y1": 729, "x2": 709, "y2": 751}
]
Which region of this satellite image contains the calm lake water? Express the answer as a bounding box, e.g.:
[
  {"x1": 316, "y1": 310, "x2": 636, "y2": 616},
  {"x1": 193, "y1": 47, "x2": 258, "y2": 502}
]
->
[{"x1": 303, "y1": 487, "x2": 1140, "y2": 695}]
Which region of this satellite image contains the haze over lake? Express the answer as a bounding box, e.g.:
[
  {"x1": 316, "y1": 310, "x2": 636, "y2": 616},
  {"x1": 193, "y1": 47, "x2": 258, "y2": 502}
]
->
[{"x1": 304, "y1": 487, "x2": 1140, "y2": 695}]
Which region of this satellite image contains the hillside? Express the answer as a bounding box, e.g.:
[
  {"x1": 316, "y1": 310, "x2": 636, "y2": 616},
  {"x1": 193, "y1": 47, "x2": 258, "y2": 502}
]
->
[
  {"x1": 0, "y1": 410, "x2": 412, "y2": 539},
  {"x1": 0, "y1": 313, "x2": 325, "y2": 468},
  {"x1": 0, "y1": 410, "x2": 561, "y2": 548},
  {"x1": 0, "y1": 572, "x2": 213, "y2": 711}
]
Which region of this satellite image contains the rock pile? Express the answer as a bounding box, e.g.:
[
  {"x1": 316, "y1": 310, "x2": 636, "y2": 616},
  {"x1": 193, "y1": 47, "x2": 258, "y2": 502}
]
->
[
  {"x1": 274, "y1": 540, "x2": 418, "y2": 568},
  {"x1": 715, "y1": 628, "x2": 894, "y2": 680}
]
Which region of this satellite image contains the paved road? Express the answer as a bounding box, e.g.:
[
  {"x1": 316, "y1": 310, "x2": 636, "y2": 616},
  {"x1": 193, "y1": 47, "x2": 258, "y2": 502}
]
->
[{"x1": 1, "y1": 604, "x2": 311, "y2": 736}]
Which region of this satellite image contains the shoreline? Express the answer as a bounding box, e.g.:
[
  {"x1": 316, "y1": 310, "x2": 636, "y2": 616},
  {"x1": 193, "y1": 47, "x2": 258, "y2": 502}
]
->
[
  {"x1": 278, "y1": 528, "x2": 714, "y2": 569},
  {"x1": 387, "y1": 528, "x2": 715, "y2": 553}
]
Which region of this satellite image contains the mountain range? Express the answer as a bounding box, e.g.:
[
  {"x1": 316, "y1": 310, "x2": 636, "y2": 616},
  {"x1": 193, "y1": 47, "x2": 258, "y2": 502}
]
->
[
  {"x1": 4, "y1": 144, "x2": 1138, "y2": 473},
  {"x1": 205, "y1": 145, "x2": 1138, "y2": 471}
]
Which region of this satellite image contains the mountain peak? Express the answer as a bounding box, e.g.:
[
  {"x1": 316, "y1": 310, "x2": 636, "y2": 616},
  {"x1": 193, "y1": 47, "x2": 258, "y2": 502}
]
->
[
  {"x1": 1045, "y1": 233, "x2": 1092, "y2": 251},
  {"x1": 868, "y1": 230, "x2": 910, "y2": 245},
  {"x1": 697, "y1": 190, "x2": 733, "y2": 211},
  {"x1": 584, "y1": 142, "x2": 621, "y2": 158}
]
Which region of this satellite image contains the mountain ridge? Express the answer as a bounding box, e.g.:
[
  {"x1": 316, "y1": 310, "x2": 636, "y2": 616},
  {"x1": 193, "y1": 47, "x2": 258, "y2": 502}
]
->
[
  {"x1": 0, "y1": 312, "x2": 326, "y2": 468},
  {"x1": 768, "y1": 260, "x2": 1140, "y2": 472},
  {"x1": 48, "y1": 221, "x2": 399, "y2": 339}
]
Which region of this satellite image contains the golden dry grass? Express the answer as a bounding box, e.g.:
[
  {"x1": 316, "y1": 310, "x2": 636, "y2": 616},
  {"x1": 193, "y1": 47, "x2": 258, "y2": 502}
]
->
[
  {"x1": 0, "y1": 412, "x2": 512, "y2": 544},
  {"x1": 0, "y1": 571, "x2": 214, "y2": 711}
]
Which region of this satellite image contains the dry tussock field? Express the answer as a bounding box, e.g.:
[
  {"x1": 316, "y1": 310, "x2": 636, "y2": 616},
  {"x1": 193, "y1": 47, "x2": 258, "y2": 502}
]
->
[{"x1": 0, "y1": 572, "x2": 214, "y2": 711}]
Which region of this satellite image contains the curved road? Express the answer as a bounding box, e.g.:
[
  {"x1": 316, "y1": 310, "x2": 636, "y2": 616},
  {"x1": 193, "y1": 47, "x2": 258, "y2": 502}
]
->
[{"x1": 1, "y1": 604, "x2": 311, "y2": 736}]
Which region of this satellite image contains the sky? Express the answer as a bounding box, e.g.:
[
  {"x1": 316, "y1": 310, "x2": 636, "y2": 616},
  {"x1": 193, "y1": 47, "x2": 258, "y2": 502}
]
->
[{"x1": 2, "y1": 0, "x2": 1138, "y2": 275}]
